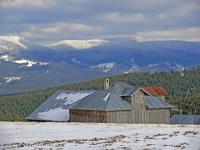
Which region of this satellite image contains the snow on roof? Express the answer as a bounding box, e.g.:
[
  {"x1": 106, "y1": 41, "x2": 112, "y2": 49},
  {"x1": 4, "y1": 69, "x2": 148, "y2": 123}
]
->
[
  {"x1": 26, "y1": 90, "x2": 94, "y2": 122},
  {"x1": 102, "y1": 92, "x2": 110, "y2": 102},
  {"x1": 64, "y1": 91, "x2": 94, "y2": 105},
  {"x1": 56, "y1": 92, "x2": 68, "y2": 100},
  {"x1": 37, "y1": 108, "x2": 69, "y2": 121}
]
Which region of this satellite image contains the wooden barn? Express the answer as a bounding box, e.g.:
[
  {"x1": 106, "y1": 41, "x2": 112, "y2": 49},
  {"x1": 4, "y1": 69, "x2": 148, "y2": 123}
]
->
[
  {"x1": 27, "y1": 80, "x2": 175, "y2": 124},
  {"x1": 67, "y1": 81, "x2": 175, "y2": 124}
]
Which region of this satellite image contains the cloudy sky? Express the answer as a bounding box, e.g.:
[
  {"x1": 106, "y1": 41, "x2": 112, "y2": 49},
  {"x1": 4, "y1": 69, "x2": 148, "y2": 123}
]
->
[{"x1": 0, "y1": 0, "x2": 200, "y2": 44}]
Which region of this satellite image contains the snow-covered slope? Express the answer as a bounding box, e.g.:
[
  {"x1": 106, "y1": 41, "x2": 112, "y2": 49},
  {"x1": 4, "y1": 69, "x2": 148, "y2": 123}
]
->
[
  {"x1": 0, "y1": 36, "x2": 29, "y2": 52},
  {"x1": 0, "y1": 54, "x2": 48, "y2": 67},
  {"x1": 5, "y1": 76, "x2": 22, "y2": 84},
  {"x1": 0, "y1": 37, "x2": 200, "y2": 95},
  {"x1": 0, "y1": 122, "x2": 199, "y2": 150},
  {"x1": 50, "y1": 39, "x2": 109, "y2": 49},
  {"x1": 91, "y1": 62, "x2": 115, "y2": 73}
]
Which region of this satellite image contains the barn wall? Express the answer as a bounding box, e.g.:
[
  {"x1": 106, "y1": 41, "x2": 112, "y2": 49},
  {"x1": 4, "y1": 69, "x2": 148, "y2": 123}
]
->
[
  {"x1": 146, "y1": 109, "x2": 170, "y2": 124},
  {"x1": 133, "y1": 90, "x2": 145, "y2": 108},
  {"x1": 105, "y1": 109, "x2": 170, "y2": 124},
  {"x1": 105, "y1": 89, "x2": 170, "y2": 124},
  {"x1": 106, "y1": 110, "x2": 133, "y2": 123},
  {"x1": 69, "y1": 109, "x2": 106, "y2": 123},
  {"x1": 70, "y1": 109, "x2": 170, "y2": 124},
  {"x1": 69, "y1": 89, "x2": 170, "y2": 124}
]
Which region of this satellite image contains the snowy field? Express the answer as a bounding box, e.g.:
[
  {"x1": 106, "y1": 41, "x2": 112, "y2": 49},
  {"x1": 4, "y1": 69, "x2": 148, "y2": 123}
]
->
[{"x1": 0, "y1": 122, "x2": 200, "y2": 150}]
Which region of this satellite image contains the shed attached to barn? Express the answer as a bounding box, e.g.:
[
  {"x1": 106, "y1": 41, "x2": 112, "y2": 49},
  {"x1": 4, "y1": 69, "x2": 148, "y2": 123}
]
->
[{"x1": 170, "y1": 115, "x2": 200, "y2": 125}]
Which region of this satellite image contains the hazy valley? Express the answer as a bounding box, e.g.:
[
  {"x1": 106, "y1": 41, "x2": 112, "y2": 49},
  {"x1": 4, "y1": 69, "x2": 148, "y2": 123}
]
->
[{"x1": 1, "y1": 36, "x2": 200, "y2": 95}]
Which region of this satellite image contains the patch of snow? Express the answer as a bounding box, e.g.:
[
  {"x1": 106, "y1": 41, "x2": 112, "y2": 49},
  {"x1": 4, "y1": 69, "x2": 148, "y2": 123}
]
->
[
  {"x1": 180, "y1": 72, "x2": 185, "y2": 76},
  {"x1": 129, "y1": 64, "x2": 139, "y2": 71},
  {"x1": 56, "y1": 92, "x2": 68, "y2": 100},
  {"x1": 71, "y1": 58, "x2": 81, "y2": 64},
  {"x1": 103, "y1": 92, "x2": 110, "y2": 102},
  {"x1": 39, "y1": 62, "x2": 48, "y2": 66},
  {"x1": 124, "y1": 65, "x2": 139, "y2": 74},
  {"x1": 36, "y1": 91, "x2": 94, "y2": 122},
  {"x1": 0, "y1": 54, "x2": 48, "y2": 67},
  {"x1": 0, "y1": 122, "x2": 200, "y2": 150},
  {"x1": 13, "y1": 59, "x2": 48, "y2": 67},
  {"x1": 46, "y1": 69, "x2": 49, "y2": 74},
  {"x1": 0, "y1": 36, "x2": 28, "y2": 50},
  {"x1": 124, "y1": 58, "x2": 139, "y2": 73},
  {"x1": 5, "y1": 76, "x2": 22, "y2": 83},
  {"x1": 175, "y1": 64, "x2": 185, "y2": 71},
  {"x1": 64, "y1": 91, "x2": 94, "y2": 105},
  {"x1": 91, "y1": 62, "x2": 115, "y2": 73},
  {"x1": 147, "y1": 63, "x2": 159, "y2": 67},
  {"x1": 13, "y1": 59, "x2": 37, "y2": 67},
  {"x1": 0, "y1": 54, "x2": 14, "y2": 61},
  {"x1": 37, "y1": 108, "x2": 69, "y2": 121},
  {"x1": 164, "y1": 62, "x2": 171, "y2": 66},
  {"x1": 51, "y1": 39, "x2": 109, "y2": 49}
]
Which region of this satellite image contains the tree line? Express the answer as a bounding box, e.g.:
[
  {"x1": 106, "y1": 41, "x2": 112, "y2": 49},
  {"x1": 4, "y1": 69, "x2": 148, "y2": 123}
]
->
[{"x1": 0, "y1": 67, "x2": 200, "y2": 121}]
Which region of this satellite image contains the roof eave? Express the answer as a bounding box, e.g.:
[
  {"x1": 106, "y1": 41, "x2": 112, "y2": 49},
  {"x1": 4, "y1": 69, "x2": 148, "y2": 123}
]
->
[{"x1": 132, "y1": 87, "x2": 152, "y2": 96}]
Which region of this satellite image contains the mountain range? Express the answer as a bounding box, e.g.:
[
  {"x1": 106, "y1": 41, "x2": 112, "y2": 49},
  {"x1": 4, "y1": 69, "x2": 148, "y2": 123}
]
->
[{"x1": 0, "y1": 35, "x2": 200, "y2": 95}]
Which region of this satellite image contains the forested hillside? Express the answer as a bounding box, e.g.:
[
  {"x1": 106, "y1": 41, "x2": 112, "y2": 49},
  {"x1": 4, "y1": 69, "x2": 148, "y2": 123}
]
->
[{"x1": 0, "y1": 67, "x2": 200, "y2": 121}]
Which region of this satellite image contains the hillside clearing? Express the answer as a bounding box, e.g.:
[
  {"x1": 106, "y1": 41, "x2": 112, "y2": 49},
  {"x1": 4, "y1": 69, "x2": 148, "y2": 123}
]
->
[{"x1": 0, "y1": 122, "x2": 199, "y2": 150}]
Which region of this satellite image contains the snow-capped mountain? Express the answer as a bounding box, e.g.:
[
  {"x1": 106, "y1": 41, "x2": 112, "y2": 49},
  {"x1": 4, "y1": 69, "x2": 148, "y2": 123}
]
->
[
  {"x1": 0, "y1": 36, "x2": 29, "y2": 52},
  {"x1": 50, "y1": 39, "x2": 109, "y2": 50},
  {"x1": 1, "y1": 36, "x2": 200, "y2": 95},
  {"x1": 0, "y1": 36, "x2": 56, "y2": 58}
]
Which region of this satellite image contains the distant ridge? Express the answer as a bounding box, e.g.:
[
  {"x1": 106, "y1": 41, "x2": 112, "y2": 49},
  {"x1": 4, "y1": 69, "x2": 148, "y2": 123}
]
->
[{"x1": 50, "y1": 39, "x2": 109, "y2": 49}]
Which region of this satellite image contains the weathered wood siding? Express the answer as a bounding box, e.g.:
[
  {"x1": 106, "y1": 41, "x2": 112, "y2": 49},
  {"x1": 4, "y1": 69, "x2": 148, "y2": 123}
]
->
[
  {"x1": 105, "y1": 109, "x2": 170, "y2": 124},
  {"x1": 70, "y1": 108, "x2": 170, "y2": 124},
  {"x1": 70, "y1": 109, "x2": 106, "y2": 123},
  {"x1": 69, "y1": 89, "x2": 171, "y2": 124}
]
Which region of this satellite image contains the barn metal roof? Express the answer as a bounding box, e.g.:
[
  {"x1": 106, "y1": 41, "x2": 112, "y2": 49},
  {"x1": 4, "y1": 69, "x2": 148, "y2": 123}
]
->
[
  {"x1": 112, "y1": 82, "x2": 139, "y2": 96},
  {"x1": 66, "y1": 83, "x2": 166, "y2": 111},
  {"x1": 26, "y1": 90, "x2": 94, "y2": 121},
  {"x1": 65, "y1": 85, "x2": 133, "y2": 111},
  {"x1": 170, "y1": 115, "x2": 200, "y2": 125},
  {"x1": 26, "y1": 82, "x2": 175, "y2": 121},
  {"x1": 145, "y1": 96, "x2": 175, "y2": 109},
  {"x1": 144, "y1": 86, "x2": 168, "y2": 96}
]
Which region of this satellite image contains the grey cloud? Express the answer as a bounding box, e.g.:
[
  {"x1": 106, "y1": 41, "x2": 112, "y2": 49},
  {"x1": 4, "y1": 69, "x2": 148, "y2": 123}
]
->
[
  {"x1": 135, "y1": 27, "x2": 200, "y2": 42},
  {"x1": 0, "y1": 0, "x2": 199, "y2": 43},
  {"x1": 0, "y1": 0, "x2": 56, "y2": 9}
]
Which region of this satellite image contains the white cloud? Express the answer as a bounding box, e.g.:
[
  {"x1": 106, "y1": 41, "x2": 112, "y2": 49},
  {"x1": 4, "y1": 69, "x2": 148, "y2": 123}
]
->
[
  {"x1": 176, "y1": 2, "x2": 200, "y2": 15},
  {"x1": 158, "y1": 2, "x2": 200, "y2": 19},
  {"x1": 0, "y1": 0, "x2": 56, "y2": 9},
  {"x1": 40, "y1": 22, "x2": 104, "y2": 34},
  {"x1": 135, "y1": 27, "x2": 200, "y2": 42},
  {"x1": 19, "y1": 22, "x2": 105, "y2": 42},
  {"x1": 66, "y1": 23, "x2": 104, "y2": 33},
  {"x1": 102, "y1": 12, "x2": 145, "y2": 23}
]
